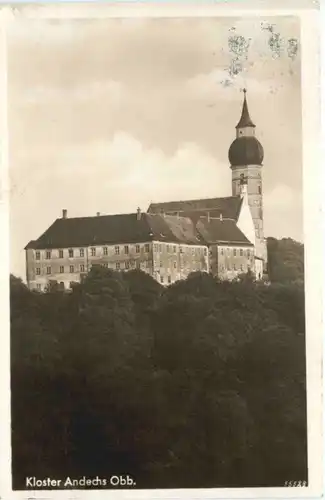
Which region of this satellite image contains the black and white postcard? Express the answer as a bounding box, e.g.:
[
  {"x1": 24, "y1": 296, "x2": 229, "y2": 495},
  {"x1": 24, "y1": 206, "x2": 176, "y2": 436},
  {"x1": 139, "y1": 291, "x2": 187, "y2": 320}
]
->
[{"x1": 0, "y1": 1, "x2": 323, "y2": 499}]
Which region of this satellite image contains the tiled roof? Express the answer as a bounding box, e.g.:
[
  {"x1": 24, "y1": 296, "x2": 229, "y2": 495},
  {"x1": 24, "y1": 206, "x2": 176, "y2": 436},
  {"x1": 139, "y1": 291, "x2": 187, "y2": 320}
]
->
[
  {"x1": 196, "y1": 218, "x2": 253, "y2": 246},
  {"x1": 25, "y1": 213, "x2": 203, "y2": 250},
  {"x1": 148, "y1": 196, "x2": 243, "y2": 221},
  {"x1": 160, "y1": 215, "x2": 204, "y2": 245},
  {"x1": 145, "y1": 213, "x2": 205, "y2": 245},
  {"x1": 25, "y1": 210, "x2": 253, "y2": 251}
]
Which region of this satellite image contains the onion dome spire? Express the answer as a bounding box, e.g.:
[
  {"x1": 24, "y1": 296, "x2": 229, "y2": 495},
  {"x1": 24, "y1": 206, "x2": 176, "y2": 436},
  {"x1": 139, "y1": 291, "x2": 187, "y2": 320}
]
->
[
  {"x1": 229, "y1": 89, "x2": 264, "y2": 166},
  {"x1": 236, "y1": 89, "x2": 256, "y2": 129}
]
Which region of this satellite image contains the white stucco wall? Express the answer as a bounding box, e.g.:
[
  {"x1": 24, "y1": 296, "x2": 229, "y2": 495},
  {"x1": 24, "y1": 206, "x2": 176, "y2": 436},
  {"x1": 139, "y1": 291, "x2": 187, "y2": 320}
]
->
[{"x1": 236, "y1": 190, "x2": 256, "y2": 248}]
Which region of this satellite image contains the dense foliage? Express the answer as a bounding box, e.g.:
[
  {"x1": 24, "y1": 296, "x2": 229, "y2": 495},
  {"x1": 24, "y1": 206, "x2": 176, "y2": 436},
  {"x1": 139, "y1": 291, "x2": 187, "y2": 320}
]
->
[
  {"x1": 11, "y1": 266, "x2": 307, "y2": 489},
  {"x1": 267, "y1": 237, "x2": 304, "y2": 284}
]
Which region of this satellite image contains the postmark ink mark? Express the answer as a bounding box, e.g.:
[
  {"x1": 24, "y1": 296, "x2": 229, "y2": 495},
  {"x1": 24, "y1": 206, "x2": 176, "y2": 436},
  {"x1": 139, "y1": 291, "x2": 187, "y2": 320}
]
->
[
  {"x1": 227, "y1": 28, "x2": 251, "y2": 79},
  {"x1": 261, "y1": 22, "x2": 284, "y2": 59},
  {"x1": 261, "y1": 21, "x2": 298, "y2": 61},
  {"x1": 287, "y1": 38, "x2": 299, "y2": 61}
]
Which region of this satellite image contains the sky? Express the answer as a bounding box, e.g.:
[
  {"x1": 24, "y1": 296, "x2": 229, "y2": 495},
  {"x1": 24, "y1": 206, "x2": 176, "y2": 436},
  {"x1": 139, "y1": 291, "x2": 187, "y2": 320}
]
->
[{"x1": 7, "y1": 15, "x2": 302, "y2": 280}]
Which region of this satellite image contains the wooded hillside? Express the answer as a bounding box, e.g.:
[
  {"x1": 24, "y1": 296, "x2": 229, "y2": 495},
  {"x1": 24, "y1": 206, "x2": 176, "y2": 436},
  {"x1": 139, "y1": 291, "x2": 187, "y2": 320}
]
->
[
  {"x1": 11, "y1": 260, "x2": 307, "y2": 489},
  {"x1": 267, "y1": 237, "x2": 304, "y2": 284}
]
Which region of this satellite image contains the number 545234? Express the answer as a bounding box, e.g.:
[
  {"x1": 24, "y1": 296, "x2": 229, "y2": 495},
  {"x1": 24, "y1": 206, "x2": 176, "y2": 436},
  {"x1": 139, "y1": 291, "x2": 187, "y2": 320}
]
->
[{"x1": 284, "y1": 481, "x2": 307, "y2": 487}]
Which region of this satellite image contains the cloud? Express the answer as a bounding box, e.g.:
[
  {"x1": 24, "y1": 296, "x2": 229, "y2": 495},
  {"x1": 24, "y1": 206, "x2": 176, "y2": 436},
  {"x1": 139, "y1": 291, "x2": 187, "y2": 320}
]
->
[
  {"x1": 53, "y1": 132, "x2": 230, "y2": 203},
  {"x1": 186, "y1": 69, "x2": 269, "y2": 101},
  {"x1": 22, "y1": 79, "x2": 125, "y2": 105},
  {"x1": 11, "y1": 131, "x2": 231, "y2": 216}
]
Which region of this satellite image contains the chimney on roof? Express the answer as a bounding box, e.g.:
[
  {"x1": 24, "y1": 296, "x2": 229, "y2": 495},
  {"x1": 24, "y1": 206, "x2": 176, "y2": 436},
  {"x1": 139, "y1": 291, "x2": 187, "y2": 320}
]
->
[
  {"x1": 207, "y1": 211, "x2": 210, "y2": 222},
  {"x1": 62, "y1": 209, "x2": 67, "y2": 219},
  {"x1": 220, "y1": 213, "x2": 223, "y2": 221},
  {"x1": 137, "y1": 207, "x2": 141, "y2": 221},
  {"x1": 96, "y1": 212, "x2": 100, "y2": 216}
]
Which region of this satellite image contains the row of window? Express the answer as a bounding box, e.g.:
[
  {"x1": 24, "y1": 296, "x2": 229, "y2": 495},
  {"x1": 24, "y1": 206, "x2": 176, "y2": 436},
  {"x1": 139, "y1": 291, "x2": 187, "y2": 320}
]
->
[
  {"x1": 160, "y1": 275, "x2": 172, "y2": 284},
  {"x1": 115, "y1": 244, "x2": 150, "y2": 255},
  {"x1": 153, "y1": 244, "x2": 207, "y2": 256},
  {"x1": 159, "y1": 260, "x2": 177, "y2": 269},
  {"x1": 35, "y1": 274, "x2": 174, "y2": 292},
  {"x1": 220, "y1": 263, "x2": 249, "y2": 272},
  {"x1": 36, "y1": 265, "x2": 84, "y2": 275},
  {"x1": 36, "y1": 282, "x2": 73, "y2": 291},
  {"x1": 35, "y1": 244, "x2": 151, "y2": 260},
  {"x1": 35, "y1": 260, "x2": 152, "y2": 275},
  {"x1": 35, "y1": 245, "x2": 251, "y2": 261},
  {"x1": 35, "y1": 259, "x2": 207, "y2": 277},
  {"x1": 220, "y1": 248, "x2": 251, "y2": 257},
  {"x1": 154, "y1": 243, "x2": 176, "y2": 253},
  {"x1": 35, "y1": 267, "x2": 249, "y2": 290},
  {"x1": 156, "y1": 261, "x2": 204, "y2": 271}
]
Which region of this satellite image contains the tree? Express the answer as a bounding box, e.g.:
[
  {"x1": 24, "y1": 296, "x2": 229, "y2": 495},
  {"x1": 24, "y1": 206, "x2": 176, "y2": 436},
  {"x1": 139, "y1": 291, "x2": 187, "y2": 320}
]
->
[
  {"x1": 267, "y1": 237, "x2": 304, "y2": 283},
  {"x1": 10, "y1": 269, "x2": 307, "y2": 489}
]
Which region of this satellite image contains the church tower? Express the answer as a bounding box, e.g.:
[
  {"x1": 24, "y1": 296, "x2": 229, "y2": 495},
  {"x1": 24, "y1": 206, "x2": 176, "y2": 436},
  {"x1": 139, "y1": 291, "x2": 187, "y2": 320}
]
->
[{"x1": 228, "y1": 89, "x2": 267, "y2": 277}]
